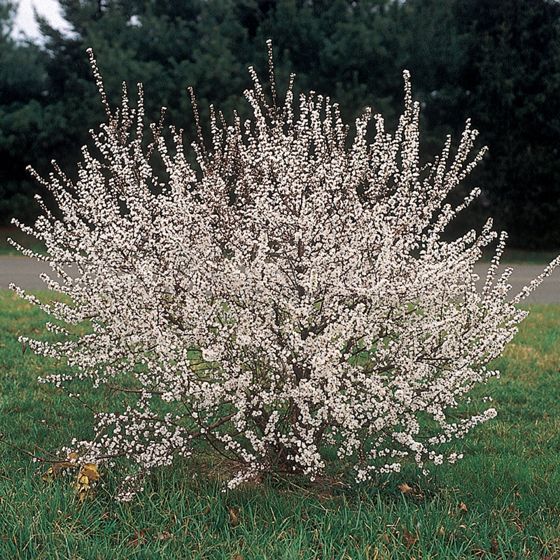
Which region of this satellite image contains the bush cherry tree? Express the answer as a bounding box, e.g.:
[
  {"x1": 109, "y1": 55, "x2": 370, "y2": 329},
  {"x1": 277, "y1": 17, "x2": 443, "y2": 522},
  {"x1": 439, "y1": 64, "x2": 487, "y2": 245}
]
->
[{"x1": 11, "y1": 44, "x2": 559, "y2": 500}]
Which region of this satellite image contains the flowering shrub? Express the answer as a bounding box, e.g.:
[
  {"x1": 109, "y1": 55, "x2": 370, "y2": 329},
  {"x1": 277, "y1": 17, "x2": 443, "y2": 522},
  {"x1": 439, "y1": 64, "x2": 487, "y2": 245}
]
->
[{"x1": 11, "y1": 44, "x2": 559, "y2": 500}]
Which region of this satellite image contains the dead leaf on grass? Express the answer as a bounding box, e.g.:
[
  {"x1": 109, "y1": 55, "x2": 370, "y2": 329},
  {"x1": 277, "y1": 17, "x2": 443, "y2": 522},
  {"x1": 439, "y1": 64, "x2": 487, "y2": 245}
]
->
[
  {"x1": 41, "y1": 461, "x2": 74, "y2": 481},
  {"x1": 80, "y1": 463, "x2": 100, "y2": 482},
  {"x1": 402, "y1": 528, "x2": 418, "y2": 548},
  {"x1": 228, "y1": 507, "x2": 240, "y2": 527},
  {"x1": 75, "y1": 463, "x2": 100, "y2": 502},
  {"x1": 458, "y1": 501, "x2": 468, "y2": 513},
  {"x1": 128, "y1": 529, "x2": 147, "y2": 547},
  {"x1": 398, "y1": 482, "x2": 413, "y2": 494},
  {"x1": 40, "y1": 451, "x2": 82, "y2": 482},
  {"x1": 154, "y1": 530, "x2": 173, "y2": 542}
]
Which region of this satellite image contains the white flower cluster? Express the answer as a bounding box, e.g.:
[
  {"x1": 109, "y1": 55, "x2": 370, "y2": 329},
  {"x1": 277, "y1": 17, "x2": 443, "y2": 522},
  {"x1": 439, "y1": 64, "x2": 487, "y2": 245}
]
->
[{"x1": 11, "y1": 44, "x2": 559, "y2": 499}]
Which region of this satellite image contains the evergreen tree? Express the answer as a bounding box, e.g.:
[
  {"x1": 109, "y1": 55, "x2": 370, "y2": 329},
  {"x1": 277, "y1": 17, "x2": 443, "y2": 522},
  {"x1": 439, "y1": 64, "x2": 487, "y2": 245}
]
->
[
  {"x1": 3, "y1": 0, "x2": 560, "y2": 249},
  {"x1": 0, "y1": 0, "x2": 48, "y2": 223},
  {"x1": 457, "y1": 0, "x2": 560, "y2": 248}
]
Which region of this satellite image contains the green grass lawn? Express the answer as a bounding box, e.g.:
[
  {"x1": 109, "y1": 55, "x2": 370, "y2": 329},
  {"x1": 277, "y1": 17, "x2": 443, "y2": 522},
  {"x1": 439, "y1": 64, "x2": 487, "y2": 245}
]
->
[{"x1": 0, "y1": 290, "x2": 559, "y2": 559}]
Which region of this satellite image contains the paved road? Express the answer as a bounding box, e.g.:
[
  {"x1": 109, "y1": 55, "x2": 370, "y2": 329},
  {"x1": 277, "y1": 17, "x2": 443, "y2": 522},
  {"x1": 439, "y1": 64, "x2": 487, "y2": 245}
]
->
[{"x1": 1, "y1": 255, "x2": 560, "y2": 303}]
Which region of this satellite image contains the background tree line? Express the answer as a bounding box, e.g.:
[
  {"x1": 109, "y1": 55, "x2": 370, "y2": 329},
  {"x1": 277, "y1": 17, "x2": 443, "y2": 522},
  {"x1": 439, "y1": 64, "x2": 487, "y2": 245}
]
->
[{"x1": 1, "y1": 0, "x2": 560, "y2": 249}]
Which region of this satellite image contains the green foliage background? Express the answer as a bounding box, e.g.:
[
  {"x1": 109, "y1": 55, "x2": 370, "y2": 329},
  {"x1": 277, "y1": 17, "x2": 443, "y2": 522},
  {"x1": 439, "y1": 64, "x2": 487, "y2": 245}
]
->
[{"x1": 1, "y1": 0, "x2": 560, "y2": 249}]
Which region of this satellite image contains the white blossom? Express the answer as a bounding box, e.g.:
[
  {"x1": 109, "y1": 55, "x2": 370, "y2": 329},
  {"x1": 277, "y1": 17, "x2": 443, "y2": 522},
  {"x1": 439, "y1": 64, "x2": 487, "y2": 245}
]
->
[{"x1": 10, "y1": 44, "x2": 559, "y2": 500}]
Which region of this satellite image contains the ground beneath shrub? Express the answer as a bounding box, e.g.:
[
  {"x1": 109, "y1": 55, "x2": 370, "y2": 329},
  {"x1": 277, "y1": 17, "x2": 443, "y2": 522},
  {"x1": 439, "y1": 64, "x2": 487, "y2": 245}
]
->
[{"x1": 0, "y1": 292, "x2": 559, "y2": 558}]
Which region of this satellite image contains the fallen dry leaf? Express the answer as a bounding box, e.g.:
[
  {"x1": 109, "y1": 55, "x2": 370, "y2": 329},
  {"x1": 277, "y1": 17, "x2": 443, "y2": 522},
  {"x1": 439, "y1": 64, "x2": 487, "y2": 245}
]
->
[
  {"x1": 228, "y1": 507, "x2": 240, "y2": 527},
  {"x1": 41, "y1": 467, "x2": 54, "y2": 482},
  {"x1": 154, "y1": 530, "x2": 173, "y2": 542},
  {"x1": 80, "y1": 463, "x2": 100, "y2": 481},
  {"x1": 128, "y1": 529, "x2": 147, "y2": 547},
  {"x1": 458, "y1": 502, "x2": 468, "y2": 513},
  {"x1": 398, "y1": 482, "x2": 413, "y2": 494},
  {"x1": 41, "y1": 461, "x2": 75, "y2": 481},
  {"x1": 76, "y1": 484, "x2": 90, "y2": 502},
  {"x1": 402, "y1": 528, "x2": 417, "y2": 548},
  {"x1": 75, "y1": 463, "x2": 100, "y2": 501}
]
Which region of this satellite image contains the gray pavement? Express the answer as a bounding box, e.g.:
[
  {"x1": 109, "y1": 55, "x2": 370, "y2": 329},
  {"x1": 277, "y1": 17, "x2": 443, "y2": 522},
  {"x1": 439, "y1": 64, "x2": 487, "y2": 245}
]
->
[
  {"x1": 1, "y1": 255, "x2": 560, "y2": 303},
  {"x1": 1, "y1": 255, "x2": 50, "y2": 290}
]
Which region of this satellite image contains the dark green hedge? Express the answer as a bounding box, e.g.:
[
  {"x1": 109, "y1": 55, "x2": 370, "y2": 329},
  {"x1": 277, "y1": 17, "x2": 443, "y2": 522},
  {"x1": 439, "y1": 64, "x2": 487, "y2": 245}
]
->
[{"x1": 2, "y1": 0, "x2": 560, "y2": 249}]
